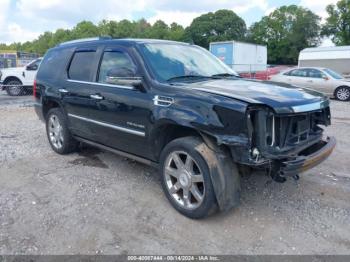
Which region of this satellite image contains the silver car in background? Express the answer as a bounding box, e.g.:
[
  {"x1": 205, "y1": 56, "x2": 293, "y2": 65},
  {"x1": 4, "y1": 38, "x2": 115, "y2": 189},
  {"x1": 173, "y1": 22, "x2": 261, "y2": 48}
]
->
[{"x1": 270, "y1": 67, "x2": 350, "y2": 101}]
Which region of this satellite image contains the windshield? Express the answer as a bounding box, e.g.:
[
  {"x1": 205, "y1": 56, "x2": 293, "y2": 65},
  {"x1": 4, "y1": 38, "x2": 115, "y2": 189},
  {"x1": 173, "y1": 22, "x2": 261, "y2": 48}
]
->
[
  {"x1": 27, "y1": 58, "x2": 42, "y2": 67},
  {"x1": 139, "y1": 43, "x2": 238, "y2": 83},
  {"x1": 323, "y1": 68, "x2": 343, "y2": 79}
]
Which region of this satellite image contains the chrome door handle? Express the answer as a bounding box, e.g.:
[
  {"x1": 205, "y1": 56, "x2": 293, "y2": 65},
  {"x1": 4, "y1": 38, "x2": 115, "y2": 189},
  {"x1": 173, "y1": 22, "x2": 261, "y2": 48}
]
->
[
  {"x1": 90, "y1": 94, "x2": 104, "y2": 100},
  {"x1": 307, "y1": 80, "x2": 313, "y2": 83},
  {"x1": 58, "y1": 88, "x2": 68, "y2": 93}
]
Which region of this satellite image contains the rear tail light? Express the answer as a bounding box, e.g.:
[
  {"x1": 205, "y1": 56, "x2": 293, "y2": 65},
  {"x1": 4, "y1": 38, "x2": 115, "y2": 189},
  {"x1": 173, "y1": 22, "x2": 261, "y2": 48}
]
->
[{"x1": 33, "y1": 78, "x2": 37, "y2": 98}]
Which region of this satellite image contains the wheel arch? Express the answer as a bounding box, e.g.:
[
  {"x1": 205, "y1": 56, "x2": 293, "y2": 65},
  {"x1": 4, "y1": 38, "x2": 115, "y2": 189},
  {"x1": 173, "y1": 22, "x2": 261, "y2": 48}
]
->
[
  {"x1": 42, "y1": 98, "x2": 64, "y2": 120},
  {"x1": 334, "y1": 85, "x2": 350, "y2": 97},
  {"x1": 150, "y1": 122, "x2": 226, "y2": 162},
  {"x1": 3, "y1": 76, "x2": 23, "y2": 85}
]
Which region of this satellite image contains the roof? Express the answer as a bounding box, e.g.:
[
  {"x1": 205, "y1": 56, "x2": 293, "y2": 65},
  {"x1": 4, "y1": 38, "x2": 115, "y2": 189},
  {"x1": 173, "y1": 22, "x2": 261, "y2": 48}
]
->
[
  {"x1": 56, "y1": 37, "x2": 189, "y2": 48},
  {"x1": 209, "y1": 40, "x2": 266, "y2": 48},
  {"x1": 299, "y1": 45, "x2": 350, "y2": 60},
  {"x1": 301, "y1": 46, "x2": 350, "y2": 52}
]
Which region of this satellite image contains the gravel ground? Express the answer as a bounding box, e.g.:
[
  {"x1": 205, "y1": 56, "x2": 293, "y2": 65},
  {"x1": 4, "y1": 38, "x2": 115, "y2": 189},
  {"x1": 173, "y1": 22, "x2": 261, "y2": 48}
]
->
[{"x1": 0, "y1": 92, "x2": 349, "y2": 255}]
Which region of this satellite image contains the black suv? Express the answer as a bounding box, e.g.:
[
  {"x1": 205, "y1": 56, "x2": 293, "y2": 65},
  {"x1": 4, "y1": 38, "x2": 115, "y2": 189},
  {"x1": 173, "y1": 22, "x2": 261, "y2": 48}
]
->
[{"x1": 34, "y1": 38, "x2": 336, "y2": 219}]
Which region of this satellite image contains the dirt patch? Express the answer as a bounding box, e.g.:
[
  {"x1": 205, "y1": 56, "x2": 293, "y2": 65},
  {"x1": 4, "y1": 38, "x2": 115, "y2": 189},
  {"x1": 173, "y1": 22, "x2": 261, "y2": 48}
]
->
[{"x1": 68, "y1": 147, "x2": 109, "y2": 169}]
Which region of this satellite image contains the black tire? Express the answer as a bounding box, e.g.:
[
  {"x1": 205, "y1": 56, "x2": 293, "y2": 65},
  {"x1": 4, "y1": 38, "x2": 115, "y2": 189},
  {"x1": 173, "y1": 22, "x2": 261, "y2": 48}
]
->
[
  {"x1": 334, "y1": 86, "x2": 350, "y2": 101},
  {"x1": 46, "y1": 108, "x2": 78, "y2": 154},
  {"x1": 5, "y1": 79, "x2": 24, "y2": 96},
  {"x1": 159, "y1": 136, "x2": 218, "y2": 219}
]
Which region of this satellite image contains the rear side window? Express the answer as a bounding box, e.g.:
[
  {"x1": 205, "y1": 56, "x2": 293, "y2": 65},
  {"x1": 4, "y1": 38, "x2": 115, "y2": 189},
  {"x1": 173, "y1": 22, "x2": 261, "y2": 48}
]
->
[
  {"x1": 289, "y1": 69, "x2": 308, "y2": 77},
  {"x1": 98, "y1": 51, "x2": 136, "y2": 84},
  {"x1": 37, "y1": 49, "x2": 69, "y2": 80},
  {"x1": 68, "y1": 51, "x2": 96, "y2": 81}
]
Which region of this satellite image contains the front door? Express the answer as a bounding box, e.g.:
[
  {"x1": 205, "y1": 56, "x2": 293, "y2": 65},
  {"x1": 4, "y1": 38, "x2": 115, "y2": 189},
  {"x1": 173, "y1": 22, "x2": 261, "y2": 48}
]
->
[
  {"x1": 305, "y1": 69, "x2": 334, "y2": 96},
  {"x1": 80, "y1": 46, "x2": 152, "y2": 158}
]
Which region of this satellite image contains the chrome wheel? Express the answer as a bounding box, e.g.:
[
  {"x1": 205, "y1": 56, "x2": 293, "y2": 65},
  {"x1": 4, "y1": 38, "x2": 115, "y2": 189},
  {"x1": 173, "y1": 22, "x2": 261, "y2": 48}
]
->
[
  {"x1": 164, "y1": 151, "x2": 205, "y2": 210},
  {"x1": 48, "y1": 114, "x2": 64, "y2": 149},
  {"x1": 336, "y1": 87, "x2": 350, "y2": 101}
]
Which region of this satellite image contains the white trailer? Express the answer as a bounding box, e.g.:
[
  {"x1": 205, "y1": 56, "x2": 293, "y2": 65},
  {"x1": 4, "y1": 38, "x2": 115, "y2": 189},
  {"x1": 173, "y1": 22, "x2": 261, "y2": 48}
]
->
[
  {"x1": 299, "y1": 46, "x2": 350, "y2": 77},
  {"x1": 209, "y1": 40, "x2": 267, "y2": 72}
]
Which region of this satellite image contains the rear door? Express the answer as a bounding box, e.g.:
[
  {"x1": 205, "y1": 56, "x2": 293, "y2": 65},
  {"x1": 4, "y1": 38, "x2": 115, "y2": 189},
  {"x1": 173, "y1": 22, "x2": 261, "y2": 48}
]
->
[
  {"x1": 277, "y1": 69, "x2": 297, "y2": 85},
  {"x1": 287, "y1": 69, "x2": 310, "y2": 87},
  {"x1": 61, "y1": 46, "x2": 101, "y2": 140}
]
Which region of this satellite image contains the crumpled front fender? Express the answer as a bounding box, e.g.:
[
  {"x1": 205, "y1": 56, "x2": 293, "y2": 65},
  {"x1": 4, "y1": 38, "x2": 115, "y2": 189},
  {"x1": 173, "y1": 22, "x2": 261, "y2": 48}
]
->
[{"x1": 197, "y1": 137, "x2": 241, "y2": 212}]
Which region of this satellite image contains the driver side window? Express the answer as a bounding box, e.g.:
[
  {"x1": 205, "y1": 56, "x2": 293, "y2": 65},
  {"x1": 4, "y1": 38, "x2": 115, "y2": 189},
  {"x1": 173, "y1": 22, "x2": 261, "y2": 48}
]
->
[
  {"x1": 98, "y1": 51, "x2": 136, "y2": 85},
  {"x1": 27, "y1": 58, "x2": 42, "y2": 71}
]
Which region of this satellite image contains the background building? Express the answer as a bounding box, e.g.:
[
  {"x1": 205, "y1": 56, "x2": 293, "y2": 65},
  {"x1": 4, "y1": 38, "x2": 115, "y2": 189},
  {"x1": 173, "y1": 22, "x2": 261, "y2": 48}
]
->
[
  {"x1": 0, "y1": 51, "x2": 39, "y2": 69},
  {"x1": 299, "y1": 46, "x2": 350, "y2": 77}
]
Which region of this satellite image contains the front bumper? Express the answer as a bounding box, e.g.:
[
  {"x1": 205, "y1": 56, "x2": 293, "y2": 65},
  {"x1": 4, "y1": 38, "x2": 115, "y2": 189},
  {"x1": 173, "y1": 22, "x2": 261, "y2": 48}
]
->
[{"x1": 279, "y1": 136, "x2": 336, "y2": 176}]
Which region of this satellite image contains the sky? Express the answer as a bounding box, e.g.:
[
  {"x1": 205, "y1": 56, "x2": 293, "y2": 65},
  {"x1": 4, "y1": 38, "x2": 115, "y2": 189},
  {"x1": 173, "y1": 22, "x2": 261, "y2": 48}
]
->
[{"x1": 0, "y1": 0, "x2": 338, "y2": 45}]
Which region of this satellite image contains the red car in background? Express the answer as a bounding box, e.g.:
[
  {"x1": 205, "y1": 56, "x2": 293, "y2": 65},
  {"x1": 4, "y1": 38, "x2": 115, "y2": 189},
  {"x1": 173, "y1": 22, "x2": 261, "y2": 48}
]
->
[{"x1": 239, "y1": 65, "x2": 291, "y2": 80}]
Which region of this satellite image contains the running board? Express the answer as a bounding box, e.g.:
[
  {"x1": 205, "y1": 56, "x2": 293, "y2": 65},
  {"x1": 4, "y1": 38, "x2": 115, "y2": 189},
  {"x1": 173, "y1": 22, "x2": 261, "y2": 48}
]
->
[{"x1": 74, "y1": 136, "x2": 158, "y2": 168}]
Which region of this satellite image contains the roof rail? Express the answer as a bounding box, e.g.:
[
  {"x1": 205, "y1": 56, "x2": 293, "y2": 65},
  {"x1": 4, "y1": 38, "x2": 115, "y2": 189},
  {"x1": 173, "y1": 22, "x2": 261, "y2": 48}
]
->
[{"x1": 57, "y1": 36, "x2": 112, "y2": 47}]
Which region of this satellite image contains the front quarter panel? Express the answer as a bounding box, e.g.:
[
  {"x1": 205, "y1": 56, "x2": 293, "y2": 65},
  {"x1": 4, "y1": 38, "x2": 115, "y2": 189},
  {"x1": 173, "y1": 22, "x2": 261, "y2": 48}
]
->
[{"x1": 149, "y1": 86, "x2": 250, "y2": 159}]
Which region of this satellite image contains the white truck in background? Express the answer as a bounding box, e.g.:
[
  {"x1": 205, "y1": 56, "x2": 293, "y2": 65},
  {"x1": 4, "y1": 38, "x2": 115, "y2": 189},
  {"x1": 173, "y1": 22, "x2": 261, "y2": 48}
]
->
[
  {"x1": 0, "y1": 58, "x2": 42, "y2": 96},
  {"x1": 209, "y1": 40, "x2": 267, "y2": 73}
]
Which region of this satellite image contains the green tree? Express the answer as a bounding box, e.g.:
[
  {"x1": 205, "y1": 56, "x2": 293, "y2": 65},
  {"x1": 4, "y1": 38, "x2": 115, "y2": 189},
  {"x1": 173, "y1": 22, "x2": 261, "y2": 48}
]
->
[
  {"x1": 31, "y1": 31, "x2": 54, "y2": 54},
  {"x1": 187, "y1": 9, "x2": 246, "y2": 48},
  {"x1": 114, "y1": 19, "x2": 136, "y2": 38},
  {"x1": 249, "y1": 5, "x2": 321, "y2": 64},
  {"x1": 49, "y1": 28, "x2": 73, "y2": 47},
  {"x1": 149, "y1": 20, "x2": 170, "y2": 39},
  {"x1": 133, "y1": 19, "x2": 152, "y2": 38},
  {"x1": 322, "y1": 0, "x2": 350, "y2": 45},
  {"x1": 71, "y1": 21, "x2": 99, "y2": 39},
  {"x1": 98, "y1": 20, "x2": 122, "y2": 38},
  {"x1": 168, "y1": 22, "x2": 186, "y2": 41}
]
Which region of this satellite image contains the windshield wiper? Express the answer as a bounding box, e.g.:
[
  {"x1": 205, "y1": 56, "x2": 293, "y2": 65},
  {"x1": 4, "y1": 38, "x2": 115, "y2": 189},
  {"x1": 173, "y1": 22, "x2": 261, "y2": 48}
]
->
[
  {"x1": 166, "y1": 75, "x2": 213, "y2": 82},
  {"x1": 211, "y1": 73, "x2": 241, "y2": 78}
]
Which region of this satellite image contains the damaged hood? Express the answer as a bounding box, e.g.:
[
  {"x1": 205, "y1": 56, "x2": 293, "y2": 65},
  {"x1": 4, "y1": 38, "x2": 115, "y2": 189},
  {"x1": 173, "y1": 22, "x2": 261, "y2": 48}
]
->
[{"x1": 190, "y1": 79, "x2": 329, "y2": 114}]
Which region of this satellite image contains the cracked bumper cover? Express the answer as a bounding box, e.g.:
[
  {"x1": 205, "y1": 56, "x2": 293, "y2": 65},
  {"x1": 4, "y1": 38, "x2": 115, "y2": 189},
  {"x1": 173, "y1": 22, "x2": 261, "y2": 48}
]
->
[{"x1": 279, "y1": 136, "x2": 336, "y2": 176}]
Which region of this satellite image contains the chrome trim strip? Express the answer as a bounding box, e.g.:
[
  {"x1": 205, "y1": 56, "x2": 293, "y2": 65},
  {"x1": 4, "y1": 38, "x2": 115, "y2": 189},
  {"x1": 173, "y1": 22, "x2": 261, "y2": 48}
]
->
[
  {"x1": 68, "y1": 113, "x2": 145, "y2": 137},
  {"x1": 291, "y1": 101, "x2": 326, "y2": 113},
  {"x1": 67, "y1": 79, "x2": 134, "y2": 90}
]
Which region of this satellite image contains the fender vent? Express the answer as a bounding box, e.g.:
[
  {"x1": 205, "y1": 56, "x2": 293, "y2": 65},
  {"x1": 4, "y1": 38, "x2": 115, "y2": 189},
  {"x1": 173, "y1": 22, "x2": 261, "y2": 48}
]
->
[{"x1": 153, "y1": 95, "x2": 174, "y2": 107}]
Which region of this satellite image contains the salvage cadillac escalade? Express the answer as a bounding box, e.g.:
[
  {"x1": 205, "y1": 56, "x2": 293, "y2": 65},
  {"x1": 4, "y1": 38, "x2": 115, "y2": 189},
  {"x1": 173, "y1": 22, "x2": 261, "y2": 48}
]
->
[{"x1": 34, "y1": 38, "x2": 336, "y2": 219}]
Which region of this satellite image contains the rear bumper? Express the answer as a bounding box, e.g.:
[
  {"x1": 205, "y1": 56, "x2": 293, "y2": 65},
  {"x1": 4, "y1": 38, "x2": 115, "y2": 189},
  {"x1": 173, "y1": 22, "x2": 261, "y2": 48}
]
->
[
  {"x1": 279, "y1": 136, "x2": 336, "y2": 176},
  {"x1": 34, "y1": 102, "x2": 45, "y2": 122}
]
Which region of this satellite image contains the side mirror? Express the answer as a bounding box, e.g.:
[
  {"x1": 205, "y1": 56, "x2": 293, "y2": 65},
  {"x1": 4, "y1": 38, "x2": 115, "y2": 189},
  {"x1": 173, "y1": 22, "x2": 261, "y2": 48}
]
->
[
  {"x1": 26, "y1": 64, "x2": 38, "y2": 71},
  {"x1": 323, "y1": 76, "x2": 329, "y2": 81},
  {"x1": 106, "y1": 67, "x2": 142, "y2": 88}
]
